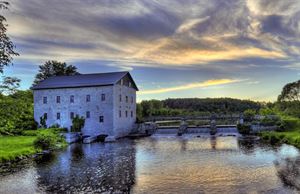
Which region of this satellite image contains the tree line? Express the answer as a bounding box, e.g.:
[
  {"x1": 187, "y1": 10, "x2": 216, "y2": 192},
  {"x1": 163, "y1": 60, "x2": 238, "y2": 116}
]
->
[{"x1": 136, "y1": 98, "x2": 263, "y2": 121}]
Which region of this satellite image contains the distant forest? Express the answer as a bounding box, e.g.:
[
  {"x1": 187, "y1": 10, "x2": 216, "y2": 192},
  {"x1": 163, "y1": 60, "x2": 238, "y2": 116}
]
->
[{"x1": 137, "y1": 98, "x2": 264, "y2": 120}]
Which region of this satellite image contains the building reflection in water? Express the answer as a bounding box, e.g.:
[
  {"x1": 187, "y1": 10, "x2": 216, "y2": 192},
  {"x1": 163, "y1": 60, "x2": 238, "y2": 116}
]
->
[
  {"x1": 2, "y1": 136, "x2": 300, "y2": 193},
  {"x1": 275, "y1": 156, "x2": 300, "y2": 190},
  {"x1": 35, "y1": 140, "x2": 136, "y2": 193}
]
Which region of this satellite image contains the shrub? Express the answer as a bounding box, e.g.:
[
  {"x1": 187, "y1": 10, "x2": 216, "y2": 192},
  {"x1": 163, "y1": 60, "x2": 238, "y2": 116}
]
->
[
  {"x1": 33, "y1": 129, "x2": 66, "y2": 150},
  {"x1": 49, "y1": 123, "x2": 60, "y2": 128},
  {"x1": 260, "y1": 116, "x2": 280, "y2": 126},
  {"x1": 0, "y1": 91, "x2": 36, "y2": 135},
  {"x1": 237, "y1": 123, "x2": 251, "y2": 135},
  {"x1": 22, "y1": 130, "x2": 39, "y2": 136},
  {"x1": 281, "y1": 118, "x2": 300, "y2": 130},
  {"x1": 244, "y1": 109, "x2": 256, "y2": 122},
  {"x1": 71, "y1": 115, "x2": 85, "y2": 132},
  {"x1": 33, "y1": 133, "x2": 57, "y2": 150},
  {"x1": 39, "y1": 115, "x2": 47, "y2": 128}
]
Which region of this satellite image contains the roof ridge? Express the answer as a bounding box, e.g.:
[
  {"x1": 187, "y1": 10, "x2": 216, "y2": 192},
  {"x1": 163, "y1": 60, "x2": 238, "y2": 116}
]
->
[{"x1": 49, "y1": 71, "x2": 129, "y2": 78}]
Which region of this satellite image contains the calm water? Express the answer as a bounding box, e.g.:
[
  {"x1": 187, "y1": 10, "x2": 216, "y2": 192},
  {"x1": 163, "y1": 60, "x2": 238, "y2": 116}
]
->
[{"x1": 1, "y1": 135, "x2": 300, "y2": 194}]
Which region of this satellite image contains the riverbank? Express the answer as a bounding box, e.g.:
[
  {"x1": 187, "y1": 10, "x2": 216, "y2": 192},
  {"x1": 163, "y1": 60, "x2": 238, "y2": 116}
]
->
[
  {"x1": 0, "y1": 136, "x2": 36, "y2": 162},
  {"x1": 254, "y1": 115, "x2": 300, "y2": 148},
  {"x1": 260, "y1": 131, "x2": 300, "y2": 148},
  {"x1": 0, "y1": 128, "x2": 67, "y2": 163}
]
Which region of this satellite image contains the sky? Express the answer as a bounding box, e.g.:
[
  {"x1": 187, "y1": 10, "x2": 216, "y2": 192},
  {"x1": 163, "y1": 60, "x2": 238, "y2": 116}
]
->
[{"x1": 3, "y1": 0, "x2": 300, "y2": 102}]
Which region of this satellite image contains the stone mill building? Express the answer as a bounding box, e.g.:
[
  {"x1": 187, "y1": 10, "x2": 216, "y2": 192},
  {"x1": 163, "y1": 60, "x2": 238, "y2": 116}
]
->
[{"x1": 32, "y1": 71, "x2": 138, "y2": 139}]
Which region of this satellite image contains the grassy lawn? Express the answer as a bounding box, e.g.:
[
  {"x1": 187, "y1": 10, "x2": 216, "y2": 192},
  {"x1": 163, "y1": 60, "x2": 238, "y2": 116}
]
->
[
  {"x1": 0, "y1": 136, "x2": 37, "y2": 163},
  {"x1": 0, "y1": 128, "x2": 68, "y2": 163}
]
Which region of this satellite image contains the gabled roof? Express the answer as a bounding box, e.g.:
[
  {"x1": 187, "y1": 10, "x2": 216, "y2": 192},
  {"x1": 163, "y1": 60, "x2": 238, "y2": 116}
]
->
[{"x1": 31, "y1": 71, "x2": 139, "y2": 90}]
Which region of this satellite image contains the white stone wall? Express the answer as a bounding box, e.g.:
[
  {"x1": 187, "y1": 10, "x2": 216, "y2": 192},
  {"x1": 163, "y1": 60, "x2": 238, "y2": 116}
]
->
[
  {"x1": 33, "y1": 84, "x2": 137, "y2": 138},
  {"x1": 113, "y1": 84, "x2": 136, "y2": 138},
  {"x1": 33, "y1": 86, "x2": 114, "y2": 136}
]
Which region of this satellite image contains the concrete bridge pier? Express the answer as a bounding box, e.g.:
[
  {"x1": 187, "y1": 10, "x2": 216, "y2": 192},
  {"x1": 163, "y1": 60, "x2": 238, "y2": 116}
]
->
[
  {"x1": 178, "y1": 120, "x2": 188, "y2": 136},
  {"x1": 210, "y1": 119, "x2": 217, "y2": 135}
]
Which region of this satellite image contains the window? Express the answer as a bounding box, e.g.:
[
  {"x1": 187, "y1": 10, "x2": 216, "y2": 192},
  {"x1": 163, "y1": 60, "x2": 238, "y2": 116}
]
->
[
  {"x1": 56, "y1": 96, "x2": 60, "y2": 103},
  {"x1": 119, "y1": 94, "x2": 122, "y2": 102},
  {"x1": 119, "y1": 110, "x2": 122, "y2": 118},
  {"x1": 86, "y1": 111, "x2": 90, "y2": 118},
  {"x1": 44, "y1": 113, "x2": 47, "y2": 120},
  {"x1": 101, "y1": 94, "x2": 105, "y2": 101},
  {"x1": 86, "y1": 95, "x2": 90, "y2": 102},
  {"x1": 57, "y1": 112, "x2": 60, "y2": 120},
  {"x1": 129, "y1": 82, "x2": 132, "y2": 87},
  {"x1": 120, "y1": 79, "x2": 123, "y2": 85},
  {"x1": 99, "y1": 116, "x2": 104, "y2": 123},
  {"x1": 43, "y1": 97, "x2": 47, "y2": 104},
  {"x1": 70, "y1": 112, "x2": 74, "y2": 119},
  {"x1": 131, "y1": 111, "x2": 133, "y2": 118},
  {"x1": 70, "y1": 95, "x2": 74, "y2": 103},
  {"x1": 125, "y1": 110, "x2": 128, "y2": 118},
  {"x1": 126, "y1": 96, "x2": 128, "y2": 103},
  {"x1": 131, "y1": 96, "x2": 133, "y2": 103}
]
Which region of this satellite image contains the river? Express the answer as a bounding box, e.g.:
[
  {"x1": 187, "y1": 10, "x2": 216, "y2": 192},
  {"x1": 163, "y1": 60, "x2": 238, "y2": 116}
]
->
[{"x1": 1, "y1": 135, "x2": 300, "y2": 193}]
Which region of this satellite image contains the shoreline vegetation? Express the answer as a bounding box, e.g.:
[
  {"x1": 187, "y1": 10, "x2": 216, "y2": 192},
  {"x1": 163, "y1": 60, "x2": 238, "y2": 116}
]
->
[
  {"x1": 259, "y1": 118, "x2": 300, "y2": 148},
  {"x1": 0, "y1": 128, "x2": 67, "y2": 163}
]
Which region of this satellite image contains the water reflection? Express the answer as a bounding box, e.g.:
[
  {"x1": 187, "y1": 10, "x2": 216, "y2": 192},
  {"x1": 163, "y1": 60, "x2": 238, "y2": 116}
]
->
[
  {"x1": 275, "y1": 156, "x2": 300, "y2": 190},
  {"x1": 0, "y1": 136, "x2": 300, "y2": 193},
  {"x1": 35, "y1": 141, "x2": 136, "y2": 193}
]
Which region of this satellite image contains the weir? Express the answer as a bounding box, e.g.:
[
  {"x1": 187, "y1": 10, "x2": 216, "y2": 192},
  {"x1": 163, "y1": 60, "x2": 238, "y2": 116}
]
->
[
  {"x1": 148, "y1": 115, "x2": 243, "y2": 136},
  {"x1": 154, "y1": 126, "x2": 238, "y2": 135}
]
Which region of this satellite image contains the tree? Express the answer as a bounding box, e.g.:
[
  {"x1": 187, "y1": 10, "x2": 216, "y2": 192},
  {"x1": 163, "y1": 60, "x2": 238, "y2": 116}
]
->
[
  {"x1": 71, "y1": 115, "x2": 85, "y2": 132},
  {"x1": 277, "y1": 80, "x2": 300, "y2": 118},
  {"x1": 243, "y1": 109, "x2": 256, "y2": 122},
  {"x1": 0, "y1": 76, "x2": 20, "y2": 94},
  {"x1": 0, "y1": 1, "x2": 19, "y2": 73},
  {"x1": 33, "y1": 60, "x2": 80, "y2": 85},
  {"x1": 278, "y1": 80, "x2": 300, "y2": 102}
]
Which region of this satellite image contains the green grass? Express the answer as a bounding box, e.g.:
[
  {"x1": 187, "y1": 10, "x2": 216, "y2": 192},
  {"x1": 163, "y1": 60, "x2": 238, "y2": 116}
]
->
[
  {"x1": 0, "y1": 136, "x2": 37, "y2": 163},
  {"x1": 259, "y1": 116, "x2": 300, "y2": 148},
  {"x1": 0, "y1": 128, "x2": 68, "y2": 163},
  {"x1": 260, "y1": 130, "x2": 300, "y2": 148}
]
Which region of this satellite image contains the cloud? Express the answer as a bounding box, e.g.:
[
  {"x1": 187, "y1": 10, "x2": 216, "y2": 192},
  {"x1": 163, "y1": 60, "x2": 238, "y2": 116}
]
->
[
  {"x1": 4, "y1": 0, "x2": 297, "y2": 69},
  {"x1": 138, "y1": 78, "x2": 241, "y2": 94},
  {"x1": 283, "y1": 63, "x2": 300, "y2": 70}
]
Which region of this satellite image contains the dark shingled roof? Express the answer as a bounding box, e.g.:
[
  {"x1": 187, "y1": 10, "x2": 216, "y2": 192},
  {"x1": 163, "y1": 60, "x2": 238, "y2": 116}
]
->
[{"x1": 31, "y1": 71, "x2": 138, "y2": 90}]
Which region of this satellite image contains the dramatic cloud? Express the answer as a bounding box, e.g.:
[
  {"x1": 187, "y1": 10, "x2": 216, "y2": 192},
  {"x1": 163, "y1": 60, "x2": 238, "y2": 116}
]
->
[
  {"x1": 138, "y1": 79, "x2": 241, "y2": 94},
  {"x1": 5, "y1": 0, "x2": 300, "y2": 67},
  {"x1": 3, "y1": 0, "x2": 300, "y2": 101}
]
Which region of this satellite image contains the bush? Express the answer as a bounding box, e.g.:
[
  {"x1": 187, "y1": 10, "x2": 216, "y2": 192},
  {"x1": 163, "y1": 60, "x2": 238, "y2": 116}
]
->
[
  {"x1": 33, "y1": 129, "x2": 66, "y2": 150},
  {"x1": 33, "y1": 133, "x2": 57, "y2": 150},
  {"x1": 49, "y1": 123, "x2": 60, "y2": 128},
  {"x1": 39, "y1": 115, "x2": 47, "y2": 128},
  {"x1": 0, "y1": 91, "x2": 37, "y2": 135},
  {"x1": 71, "y1": 115, "x2": 85, "y2": 132},
  {"x1": 22, "y1": 128, "x2": 67, "y2": 136},
  {"x1": 237, "y1": 123, "x2": 251, "y2": 135},
  {"x1": 281, "y1": 118, "x2": 300, "y2": 130},
  {"x1": 22, "y1": 130, "x2": 39, "y2": 136},
  {"x1": 244, "y1": 109, "x2": 256, "y2": 122},
  {"x1": 260, "y1": 116, "x2": 281, "y2": 126},
  {"x1": 269, "y1": 135, "x2": 280, "y2": 145}
]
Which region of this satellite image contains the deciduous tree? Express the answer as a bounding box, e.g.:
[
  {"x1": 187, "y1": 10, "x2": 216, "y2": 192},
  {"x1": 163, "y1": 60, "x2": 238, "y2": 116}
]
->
[
  {"x1": 33, "y1": 60, "x2": 80, "y2": 85},
  {"x1": 0, "y1": 1, "x2": 19, "y2": 73},
  {"x1": 278, "y1": 80, "x2": 300, "y2": 102}
]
